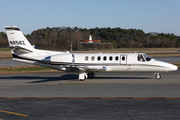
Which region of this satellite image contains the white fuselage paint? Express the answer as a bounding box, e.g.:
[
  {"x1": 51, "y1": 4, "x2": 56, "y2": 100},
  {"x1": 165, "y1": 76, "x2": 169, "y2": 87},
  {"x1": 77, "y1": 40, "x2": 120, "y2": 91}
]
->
[{"x1": 14, "y1": 50, "x2": 178, "y2": 73}]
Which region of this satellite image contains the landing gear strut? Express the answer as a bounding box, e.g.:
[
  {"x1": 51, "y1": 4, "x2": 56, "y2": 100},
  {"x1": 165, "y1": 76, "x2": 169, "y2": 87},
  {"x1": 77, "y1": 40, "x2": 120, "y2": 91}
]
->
[
  {"x1": 78, "y1": 69, "x2": 87, "y2": 81},
  {"x1": 78, "y1": 71, "x2": 95, "y2": 81},
  {"x1": 154, "y1": 73, "x2": 161, "y2": 79}
]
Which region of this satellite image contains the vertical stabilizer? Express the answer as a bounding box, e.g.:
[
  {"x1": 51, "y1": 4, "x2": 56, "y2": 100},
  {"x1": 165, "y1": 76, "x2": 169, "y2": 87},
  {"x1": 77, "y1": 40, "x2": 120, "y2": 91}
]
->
[{"x1": 5, "y1": 26, "x2": 34, "y2": 53}]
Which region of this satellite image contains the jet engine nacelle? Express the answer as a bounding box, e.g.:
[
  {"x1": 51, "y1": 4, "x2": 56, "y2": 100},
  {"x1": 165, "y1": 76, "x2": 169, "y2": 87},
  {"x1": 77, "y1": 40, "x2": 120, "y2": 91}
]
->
[{"x1": 50, "y1": 54, "x2": 73, "y2": 64}]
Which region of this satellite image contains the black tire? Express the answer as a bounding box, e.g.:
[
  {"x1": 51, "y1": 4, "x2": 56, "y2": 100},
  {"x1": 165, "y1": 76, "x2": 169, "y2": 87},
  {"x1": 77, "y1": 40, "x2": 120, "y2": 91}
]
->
[{"x1": 155, "y1": 73, "x2": 161, "y2": 79}]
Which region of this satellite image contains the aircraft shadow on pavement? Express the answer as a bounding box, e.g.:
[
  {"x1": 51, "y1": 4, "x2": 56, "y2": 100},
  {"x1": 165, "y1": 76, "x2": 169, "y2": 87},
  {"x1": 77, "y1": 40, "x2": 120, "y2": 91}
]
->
[
  {"x1": 0, "y1": 74, "x2": 152, "y2": 83},
  {"x1": 0, "y1": 74, "x2": 79, "y2": 83},
  {"x1": 95, "y1": 77, "x2": 151, "y2": 79},
  {"x1": 28, "y1": 74, "x2": 79, "y2": 83}
]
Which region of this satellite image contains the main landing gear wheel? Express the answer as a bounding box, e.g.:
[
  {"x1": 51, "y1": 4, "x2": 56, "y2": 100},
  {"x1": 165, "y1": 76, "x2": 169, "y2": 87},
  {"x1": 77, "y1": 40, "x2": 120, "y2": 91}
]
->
[
  {"x1": 80, "y1": 75, "x2": 87, "y2": 81},
  {"x1": 87, "y1": 72, "x2": 95, "y2": 78},
  {"x1": 154, "y1": 73, "x2": 161, "y2": 80}
]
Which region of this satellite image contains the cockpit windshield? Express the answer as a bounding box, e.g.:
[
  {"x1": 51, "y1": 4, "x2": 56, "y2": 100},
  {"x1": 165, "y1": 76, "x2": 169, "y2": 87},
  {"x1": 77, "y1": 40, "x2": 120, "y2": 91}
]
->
[
  {"x1": 143, "y1": 54, "x2": 152, "y2": 61},
  {"x1": 138, "y1": 54, "x2": 152, "y2": 62}
]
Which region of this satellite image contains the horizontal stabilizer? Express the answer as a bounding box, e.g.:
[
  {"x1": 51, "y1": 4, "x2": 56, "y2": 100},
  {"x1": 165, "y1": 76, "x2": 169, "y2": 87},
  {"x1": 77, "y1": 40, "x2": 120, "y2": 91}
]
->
[{"x1": 8, "y1": 46, "x2": 33, "y2": 54}]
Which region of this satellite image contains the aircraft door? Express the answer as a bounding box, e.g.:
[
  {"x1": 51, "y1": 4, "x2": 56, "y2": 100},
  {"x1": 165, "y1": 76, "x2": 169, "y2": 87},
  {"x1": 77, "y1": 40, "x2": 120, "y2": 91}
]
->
[
  {"x1": 72, "y1": 54, "x2": 75, "y2": 64},
  {"x1": 120, "y1": 55, "x2": 127, "y2": 64}
]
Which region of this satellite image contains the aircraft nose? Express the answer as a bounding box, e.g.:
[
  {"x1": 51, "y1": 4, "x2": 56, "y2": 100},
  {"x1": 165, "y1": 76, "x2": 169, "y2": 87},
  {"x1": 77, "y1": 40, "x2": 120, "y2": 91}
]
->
[{"x1": 170, "y1": 64, "x2": 178, "y2": 71}]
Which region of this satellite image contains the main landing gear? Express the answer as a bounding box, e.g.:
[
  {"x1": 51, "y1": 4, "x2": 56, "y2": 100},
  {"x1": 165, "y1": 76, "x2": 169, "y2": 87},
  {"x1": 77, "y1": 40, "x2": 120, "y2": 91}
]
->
[
  {"x1": 87, "y1": 72, "x2": 95, "y2": 78},
  {"x1": 78, "y1": 70, "x2": 95, "y2": 81},
  {"x1": 154, "y1": 73, "x2": 161, "y2": 79}
]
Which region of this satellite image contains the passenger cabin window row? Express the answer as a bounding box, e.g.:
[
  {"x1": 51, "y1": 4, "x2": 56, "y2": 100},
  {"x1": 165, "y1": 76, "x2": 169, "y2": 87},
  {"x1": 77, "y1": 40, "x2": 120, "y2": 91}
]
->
[
  {"x1": 84, "y1": 54, "x2": 152, "y2": 62},
  {"x1": 84, "y1": 56, "x2": 122, "y2": 61}
]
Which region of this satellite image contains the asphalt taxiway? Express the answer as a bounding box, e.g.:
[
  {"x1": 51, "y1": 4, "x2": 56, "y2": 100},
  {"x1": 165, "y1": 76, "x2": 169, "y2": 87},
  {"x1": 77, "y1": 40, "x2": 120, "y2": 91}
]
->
[
  {"x1": 0, "y1": 99, "x2": 180, "y2": 120},
  {"x1": 0, "y1": 70, "x2": 180, "y2": 119},
  {"x1": 0, "y1": 69, "x2": 179, "y2": 97},
  {"x1": 0, "y1": 57, "x2": 180, "y2": 119}
]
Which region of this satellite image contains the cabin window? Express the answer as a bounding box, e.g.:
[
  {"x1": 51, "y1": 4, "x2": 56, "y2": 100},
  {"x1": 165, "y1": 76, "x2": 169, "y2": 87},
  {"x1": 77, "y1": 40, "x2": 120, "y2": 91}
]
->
[
  {"x1": 97, "y1": 56, "x2": 101, "y2": 61},
  {"x1": 122, "y1": 56, "x2": 125, "y2": 61},
  {"x1": 109, "y1": 56, "x2": 113, "y2": 61},
  {"x1": 91, "y1": 56, "x2": 95, "y2": 61},
  {"x1": 138, "y1": 54, "x2": 145, "y2": 62},
  {"x1": 85, "y1": 56, "x2": 88, "y2": 61},
  {"x1": 103, "y1": 56, "x2": 107, "y2": 61},
  {"x1": 115, "y1": 56, "x2": 119, "y2": 61}
]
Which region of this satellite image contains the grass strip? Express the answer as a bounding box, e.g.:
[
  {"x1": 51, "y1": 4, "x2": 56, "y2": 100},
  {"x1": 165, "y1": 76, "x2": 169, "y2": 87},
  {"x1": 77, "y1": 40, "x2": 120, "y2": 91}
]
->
[
  {"x1": 171, "y1": 62, "x2": 180, "y2": 68},
  {"x1": 0, "y1": 48, "x2": 11, "y2": 51},
  {"x1": 0, "y1": 65, "x2": 59, "y2": 74}
]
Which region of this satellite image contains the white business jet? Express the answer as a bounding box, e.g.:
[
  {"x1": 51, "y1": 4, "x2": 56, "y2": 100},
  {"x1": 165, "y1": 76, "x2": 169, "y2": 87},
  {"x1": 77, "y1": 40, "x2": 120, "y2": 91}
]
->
[{"x1": 5, "y1": 26, "x2": 178, "y2": 80}]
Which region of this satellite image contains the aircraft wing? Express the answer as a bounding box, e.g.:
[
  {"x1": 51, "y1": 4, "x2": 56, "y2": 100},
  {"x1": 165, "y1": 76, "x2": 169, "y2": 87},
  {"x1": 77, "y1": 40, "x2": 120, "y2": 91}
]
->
[
  {"x1": 63, "y1": 65, "x2": 107, "y2": 72},
  {"x1": 75, "y1": 66, "x2": 107, "y2": 72}
]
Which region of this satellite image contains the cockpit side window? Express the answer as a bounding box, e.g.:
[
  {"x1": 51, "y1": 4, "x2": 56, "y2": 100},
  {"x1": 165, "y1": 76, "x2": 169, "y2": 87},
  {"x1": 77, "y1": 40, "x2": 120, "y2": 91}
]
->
[{"x1": 138, "y1": 54, "x2": 145, "y2": 62}]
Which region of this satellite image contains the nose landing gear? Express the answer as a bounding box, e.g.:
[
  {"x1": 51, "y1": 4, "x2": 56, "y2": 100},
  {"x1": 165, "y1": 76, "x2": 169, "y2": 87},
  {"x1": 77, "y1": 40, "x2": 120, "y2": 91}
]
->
[{"x1": 154, "y1": 73, "x2": 161, "y2": 79}]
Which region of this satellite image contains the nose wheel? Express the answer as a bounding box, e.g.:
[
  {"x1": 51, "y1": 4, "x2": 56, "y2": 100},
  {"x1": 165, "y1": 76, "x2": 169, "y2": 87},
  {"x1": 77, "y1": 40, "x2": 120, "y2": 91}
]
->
[{"x1": 154, "y1": 73, "x2": 161, "y2": 79}]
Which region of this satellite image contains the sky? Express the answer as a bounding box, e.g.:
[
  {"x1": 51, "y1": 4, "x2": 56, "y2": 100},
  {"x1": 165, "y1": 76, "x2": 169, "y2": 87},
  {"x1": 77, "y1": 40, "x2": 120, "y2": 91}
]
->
[{"x1": 0, "y1": 0, "x2": 180, "y2": 36}]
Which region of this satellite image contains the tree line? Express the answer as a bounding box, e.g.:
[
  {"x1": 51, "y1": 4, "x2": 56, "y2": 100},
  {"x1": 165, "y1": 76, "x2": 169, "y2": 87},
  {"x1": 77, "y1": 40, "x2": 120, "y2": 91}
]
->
[{"x1": 0, "y1": 27, "x2": 180, "y2": 50}]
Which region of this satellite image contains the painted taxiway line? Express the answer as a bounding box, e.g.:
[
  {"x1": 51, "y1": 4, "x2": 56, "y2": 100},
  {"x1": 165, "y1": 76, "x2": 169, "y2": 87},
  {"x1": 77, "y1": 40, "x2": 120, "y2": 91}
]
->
[
  {"x1": 0, "y1": 110, "x2": 28, "y2": 117},
  {"x1": 0, "y1": 97, "x2": 180, "y2": 99}
]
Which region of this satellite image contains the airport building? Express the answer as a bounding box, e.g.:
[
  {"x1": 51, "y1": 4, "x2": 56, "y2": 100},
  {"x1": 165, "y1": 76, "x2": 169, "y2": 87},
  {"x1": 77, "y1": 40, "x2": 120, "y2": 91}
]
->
[{"x1": 78, "y1": 35, "x2": 113, "y2": 51}]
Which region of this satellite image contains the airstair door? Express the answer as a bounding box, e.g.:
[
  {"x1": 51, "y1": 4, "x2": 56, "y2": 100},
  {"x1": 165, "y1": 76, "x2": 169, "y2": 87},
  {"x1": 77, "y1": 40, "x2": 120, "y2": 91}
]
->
[
  {"x1": 72, "y1": 54, "x2": 75, "y2": 64},
  {"x1": 120, "y1": 55, "x2": 127, "y2": 64}
]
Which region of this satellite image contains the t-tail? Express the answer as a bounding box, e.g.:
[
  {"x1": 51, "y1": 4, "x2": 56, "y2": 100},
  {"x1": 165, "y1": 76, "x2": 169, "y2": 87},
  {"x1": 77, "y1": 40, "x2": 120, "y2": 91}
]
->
[{"x1": 5, "y1": 26, "x2": 35, "y2": 54}]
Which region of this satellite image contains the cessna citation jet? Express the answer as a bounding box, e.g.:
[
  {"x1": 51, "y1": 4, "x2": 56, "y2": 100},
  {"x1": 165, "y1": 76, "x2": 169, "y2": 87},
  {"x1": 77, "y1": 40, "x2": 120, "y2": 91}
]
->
[{"x1": 5, "y1": 26, "x2": 178, "y2": 81}]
